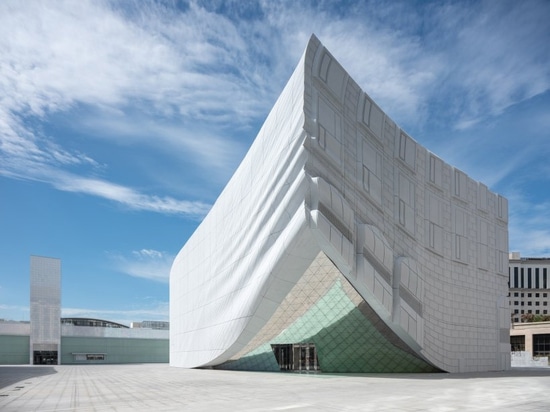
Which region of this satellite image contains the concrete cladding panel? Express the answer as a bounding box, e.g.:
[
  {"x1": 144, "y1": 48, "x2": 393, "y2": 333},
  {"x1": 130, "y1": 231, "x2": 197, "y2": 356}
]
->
[
  {"x1": 170, "y1": 35, "x2": 510, "y2": 372},
  {"x1": 30, "y1": 256, "x2": 61, "y2": 360}
]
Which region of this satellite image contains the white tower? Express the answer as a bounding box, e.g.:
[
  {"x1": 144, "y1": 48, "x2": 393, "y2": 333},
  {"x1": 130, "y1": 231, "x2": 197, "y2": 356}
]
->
[{"x1": 30, "y1": 255, "x2": 61, "y2": 364}]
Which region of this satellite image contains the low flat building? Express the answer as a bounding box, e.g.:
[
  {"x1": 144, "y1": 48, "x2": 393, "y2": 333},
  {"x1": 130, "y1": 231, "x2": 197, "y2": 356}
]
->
[
  {"x1": 0, "y1": 256, "x2": 168, "y2": 365},
  {"x1": 510, "y1": 321, "x2": 550, "y2": 360},
  {"x1": 510, "y1": 322, "x2": 550, "y2": 367}
]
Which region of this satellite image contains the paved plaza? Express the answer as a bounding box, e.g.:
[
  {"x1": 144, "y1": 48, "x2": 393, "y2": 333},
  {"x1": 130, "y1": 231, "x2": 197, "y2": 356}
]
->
[{"x1": 1, "y1": 364, "x2": 550, "y2": 411}]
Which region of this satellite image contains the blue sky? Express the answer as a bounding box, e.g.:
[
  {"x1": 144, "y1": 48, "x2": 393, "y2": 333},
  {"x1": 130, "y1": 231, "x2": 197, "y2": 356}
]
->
[{"x1": 1, "y1": 0, "x2": 549, "y2": 324}]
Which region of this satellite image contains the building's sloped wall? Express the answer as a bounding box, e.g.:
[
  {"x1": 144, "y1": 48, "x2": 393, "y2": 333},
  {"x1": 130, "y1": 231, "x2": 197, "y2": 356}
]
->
[
  {"x1": 170, "y1": 43, "x2": 319, "y2": 368},
  {"x1": 61, "y1": 337, "x2": 168, "y2": 364},
  {"x1": 301, "y1": 35, "x2": 510, "y2": 372},
  {"x1": 0, "y1": 335, "x2": 30, "y2": 364},
  {"x1": 170, "y1": 35, "x2": 510, "y2": 372}
]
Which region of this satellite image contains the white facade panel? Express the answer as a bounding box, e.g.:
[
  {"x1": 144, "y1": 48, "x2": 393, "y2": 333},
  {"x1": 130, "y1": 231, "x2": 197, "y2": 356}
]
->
[{"x1": 170, "y1": 35, "x2": 510, "y2": 373}]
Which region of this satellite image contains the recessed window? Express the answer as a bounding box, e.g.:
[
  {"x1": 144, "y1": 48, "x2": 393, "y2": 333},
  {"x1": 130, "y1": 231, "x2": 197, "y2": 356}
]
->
[
  {"x1": 510, "y1": 335, "x2": 525, "y2": 351},
  {"x1": 533, "y1": 334, "x2": 550, "y2": 356}
]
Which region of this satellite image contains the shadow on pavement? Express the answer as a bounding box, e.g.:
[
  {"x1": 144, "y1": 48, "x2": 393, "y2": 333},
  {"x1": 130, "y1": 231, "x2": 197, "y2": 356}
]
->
[{"x1": 0, "y1": 366, "x2": 57, "y2": 390}]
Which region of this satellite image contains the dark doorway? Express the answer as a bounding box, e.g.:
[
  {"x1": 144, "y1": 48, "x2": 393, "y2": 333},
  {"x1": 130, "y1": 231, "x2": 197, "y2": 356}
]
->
[
  {"x1": 33, "y1": 351, "x2": 58, "y2": 365},
  {"x1": 271, "y1": 343, "x2": 319, "y2": 371}
]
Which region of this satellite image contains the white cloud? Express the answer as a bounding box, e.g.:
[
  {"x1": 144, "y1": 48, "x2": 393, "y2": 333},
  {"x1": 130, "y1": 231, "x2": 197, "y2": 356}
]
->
[
  {"x1": 0, "y1": 158, "x2": 211, "y2": 217},
  {"x1": 260, "y1": 1, "x2": 550, "y2": 132},
  {"x1": 2, "y1": 0, "x2": 547, "y2": 154},
  {"x1": 56, "y1": 173, "x2": 211, "y2": 216},
  {"x1": 256, "y1": 2, "x2": 439, "y2": 126},
  {"x1": 109, "y1": 249, "x2": 175, "y2": 283},
  {"x1": 0, "y1": 0, "x2": 275, "y2": 210},
  {"x1": 77, "y1": 112, "x2": 249, "y2": 182},
  {"x1": 0, "y1": 0, "x2": 276, "y2": 128},
  {"x1": 437, "y1": 1, "x2": 550, "y2": 129}
]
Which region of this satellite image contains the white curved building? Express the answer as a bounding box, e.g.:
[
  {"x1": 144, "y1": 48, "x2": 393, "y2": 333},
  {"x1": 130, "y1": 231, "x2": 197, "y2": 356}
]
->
[{"x1": 170, "y1": 35, "x2": 510, "y2": 373}]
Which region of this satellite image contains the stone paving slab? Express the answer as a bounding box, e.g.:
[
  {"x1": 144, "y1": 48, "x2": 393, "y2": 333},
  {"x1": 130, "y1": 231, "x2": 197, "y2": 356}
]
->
[{"x1": 1, "y1": 364, "x2": 550, "y2": 411}]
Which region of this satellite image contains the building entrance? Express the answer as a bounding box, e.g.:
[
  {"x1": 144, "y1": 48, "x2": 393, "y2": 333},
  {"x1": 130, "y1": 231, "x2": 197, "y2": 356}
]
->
[
  {"x1": 33, "y1": 350, "x2": 58, "y2": 365},
  {"x1": 271, "y1": 343, "x2": 319, "y2": 371}
]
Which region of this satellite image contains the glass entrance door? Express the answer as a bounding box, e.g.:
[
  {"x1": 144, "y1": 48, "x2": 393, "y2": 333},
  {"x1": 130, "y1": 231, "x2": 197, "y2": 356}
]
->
[
  {"x1": 271, "y1": 343, "x2": 319, "y2": 371},
  {"x1": 33, "y1": 350, "x2": 58, "y2": 365}
]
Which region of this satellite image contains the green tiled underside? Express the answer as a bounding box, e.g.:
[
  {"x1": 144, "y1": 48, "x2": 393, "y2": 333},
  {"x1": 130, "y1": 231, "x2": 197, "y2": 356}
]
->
[{"x1": 218, "y1": 275, "x2": 437, "y2": 373}]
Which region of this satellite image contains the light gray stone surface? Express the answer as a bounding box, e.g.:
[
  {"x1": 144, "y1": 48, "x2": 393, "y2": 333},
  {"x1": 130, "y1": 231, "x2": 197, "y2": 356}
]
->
[
  {"x1": 171, "y1": 35, "x2": 510, "y2": 373},
  {"x1": 1, "y1": 364, "x2": 549, "y2": 411}
]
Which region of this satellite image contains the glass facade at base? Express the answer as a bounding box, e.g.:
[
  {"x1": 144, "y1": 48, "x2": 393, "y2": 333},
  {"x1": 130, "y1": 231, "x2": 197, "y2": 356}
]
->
[{"x1": 216, "y1": 253, "x2": 438, "y2": 373}]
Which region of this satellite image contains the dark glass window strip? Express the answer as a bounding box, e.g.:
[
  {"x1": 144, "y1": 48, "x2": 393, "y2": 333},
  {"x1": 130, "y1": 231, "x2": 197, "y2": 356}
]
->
[
  {"x1": 533, "y1": 334, "x2": 550, "y2": 357},
  {"x1": 510, "y1": 335, "x2": 525, "y2": 352}
]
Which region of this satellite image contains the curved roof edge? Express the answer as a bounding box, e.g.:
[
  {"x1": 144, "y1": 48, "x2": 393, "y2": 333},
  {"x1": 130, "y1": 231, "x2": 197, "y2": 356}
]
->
[{"x1": 61, "y1": 317, "x2": 129, "y2": 328}]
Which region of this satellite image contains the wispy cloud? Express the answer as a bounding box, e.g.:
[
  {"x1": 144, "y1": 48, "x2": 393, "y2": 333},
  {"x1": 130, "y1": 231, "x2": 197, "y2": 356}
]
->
[
  {"x1": 254, "y1": 1, "x2": 441, "y2": 126},
  {"x1": 1, "y1": 158, "x2": 211, "y2": 216},
  {"x1": 445, "y1": 1, "x2": 550, "y2": 130},
  {"x1": 77, "y1": 112, "x2": 248, "y2": 182},
  {"x1": 3, "y1": 1, "x2": 547, "y2": 177},
  {"x1": 108, "y1": 249, "x2": 174, "y2": 283},
  {"x1": 0, "y1": 0, "x2": 276, "y2": 213},
  {"x1": 56, "y1": 174, "x2": 211, "y2": 216},
  {"x1": 508, "y1": 192, "x2": 550, "y2": 256},
  {"x1": 0, "y1": 1, "x2": 271, "y2": 122},
  {"x1": 247, "y1": 1, "x2": 549, "y2": 135}
]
